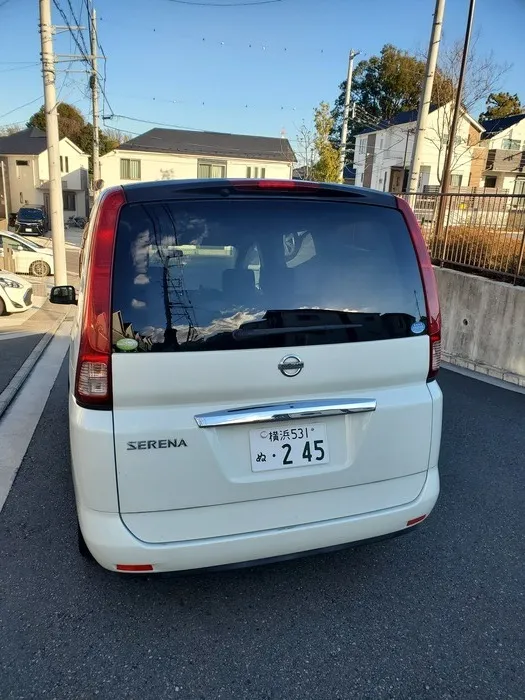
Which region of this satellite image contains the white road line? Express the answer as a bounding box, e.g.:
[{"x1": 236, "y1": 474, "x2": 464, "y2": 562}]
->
[{"x1": 0, "y1": 321, "x2": 71, "y2": 513}]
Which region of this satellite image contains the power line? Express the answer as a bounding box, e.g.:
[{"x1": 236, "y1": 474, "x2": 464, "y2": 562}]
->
[
  {"x1": 0, "y1": 96, "x2": 43, "y2": 120},
  {"x1": 0, "y1": 63, "x2": 40, "y2": 74},
  {"x1": 105, "y1": 114, "x2": 208, "y2": 131},
  {"x1": 148, "y1": 31, "x2": 331, "y2": 56},
  {"x1": 111, "y1": 93, "x2": 309, "y2": 113},
  {"x1": 165, "y1": 0, "x2": 287, "y2": 6},
  {"x1": 51, "y1": 0, "x2": 90, "y2": 63},
  {"x1": 64, "y1": 0, "x2": 90, "y2": 57}
]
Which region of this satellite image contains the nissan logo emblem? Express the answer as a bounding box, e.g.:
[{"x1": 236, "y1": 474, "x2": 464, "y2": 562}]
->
[{"x1": 278, "y1": 355, "x2": 304, "y2": 378}]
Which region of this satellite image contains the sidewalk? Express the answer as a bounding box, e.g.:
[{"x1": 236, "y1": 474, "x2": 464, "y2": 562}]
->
[
  {"x1": 0, "y1": 298, "x2": 71, "y2": 396},
  {"x1": 0, "y1": 238, "x2": 80, "y2": 412}
]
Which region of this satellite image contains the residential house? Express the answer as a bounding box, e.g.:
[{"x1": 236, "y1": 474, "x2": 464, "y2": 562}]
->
[
  {"x1": 99, "y1": 128, "x2": 296, "y2": 187},
  {"x1": 0, "y1": 127, "x2": 90, "y2": 222},
  {"x1": 353, "y1": 103, "x2": 485, "y2": 193},
  {"x1": 469, "y1": 113, "x2": 525, "y2": 194}
]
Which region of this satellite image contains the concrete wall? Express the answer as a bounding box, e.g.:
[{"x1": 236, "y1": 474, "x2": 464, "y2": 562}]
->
[
  {"x1": 37, "y1": 139, "x2": 89, "y2": 191},
  {"x1": 435, "y1": 267, "x2": 525, "y2": 386},
  {"x1": 3, "y1": 139, "x2": 89, "y2": 218},
  {"x1": 100, "y1": 149, "x2": 293, "y2": 188}
]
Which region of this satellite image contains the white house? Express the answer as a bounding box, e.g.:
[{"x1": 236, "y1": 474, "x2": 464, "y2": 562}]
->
[
  {"x1": 473, "y1": 113, "x2": 525, "y2": 194},
  {"x1": 0, "y1": 127, "x2": 90, "y2": 220},
  {"x1": 353, "y1": 103, "x2": 485, "y2": 193},
  {"x1": 99, "y1": 128, "x2": 296, "y2": 188}
]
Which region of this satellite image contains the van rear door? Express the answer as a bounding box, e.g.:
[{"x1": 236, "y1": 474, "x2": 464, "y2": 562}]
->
[{"x1": 109, "y1": 185, "x2": 437, "y2": 542}]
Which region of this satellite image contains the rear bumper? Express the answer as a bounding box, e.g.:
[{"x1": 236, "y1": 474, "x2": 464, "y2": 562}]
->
[{"x1": 78, "y1": 466, "x2": 440, "y2": 573}]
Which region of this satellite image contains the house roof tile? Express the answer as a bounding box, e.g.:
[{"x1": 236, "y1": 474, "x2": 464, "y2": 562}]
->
[
  {"x1": 116, "y1": 128, "x2": 296, "y2": 162},
  {"x1": 0, "y1": 127, "x2": 48, "y2": 155}
]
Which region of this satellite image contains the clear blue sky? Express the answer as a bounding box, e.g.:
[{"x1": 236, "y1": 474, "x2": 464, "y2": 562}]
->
[{"x1": 1, "y1": 0, "x2": 524, "y2": 148}]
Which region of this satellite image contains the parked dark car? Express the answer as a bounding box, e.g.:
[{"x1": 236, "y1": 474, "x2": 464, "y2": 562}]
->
[{"x1": 15, "y1": 206, "x2": 48, "y2": 236}]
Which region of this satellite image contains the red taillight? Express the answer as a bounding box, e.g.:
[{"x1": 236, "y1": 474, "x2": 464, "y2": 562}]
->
[
  {"x1": 396, "y1": 197, "x2": 441, "y2": 381},
  {"x1": 232, "y1": 179, "x2": 323, "y2": 192},
  {"x1": 407, "y1": 515, "x2": 427, "y2": 527},
  {"x1": 75, "y1": 187, "x2": 125, "y2": 408},
  {"x1": 116, "y1": 564, "x2": 154, "y2": 572}
]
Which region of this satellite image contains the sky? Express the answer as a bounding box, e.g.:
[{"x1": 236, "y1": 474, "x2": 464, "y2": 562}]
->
[{"x1": 0, "y1": 0, "x2": 524, "y2": 152}]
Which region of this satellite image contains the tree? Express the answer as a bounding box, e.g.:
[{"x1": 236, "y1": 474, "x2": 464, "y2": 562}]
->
[
  {"x1": 28, "y1": 103, "x2": 86, "y2": 143},
  {"x1": 479, "y1": 92, "x2": 523, "y2": 122},
  {"x1": 425, "y1": 39, "x2": 512, "y2": 182},
  {"x1": 0, "y1": 124, "x2": 23, "y2": 137},
  {"x1": 26, "y1": 103, "x2": 123, "y2": 172},
  {"x1": 103, "y1": 127, "x2": 130, "y2": 146},
  {"x1": 311, "y1": 102, "x2": 339, "y2": 183},
  {"x1": 294, "y1": 121, "x2": 316, "y2": 180},
  {"x1": 331, "y1": 44, "x2": 453, "y2": 165}
]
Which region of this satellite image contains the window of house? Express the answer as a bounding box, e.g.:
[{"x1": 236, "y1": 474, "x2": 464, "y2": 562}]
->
[
  {"x1": 502, "y1": 138, "x2": 521, "y2": 150},
  {"x1": 359, "y1": 139, "x2": 366, "y2": 155},
  {"x1": 120, "y1": 158, "x2": 141, "y2": 180},
  {"x1": 484, "y1": 176, "x2": 497, "y2": 189},
  {"x1": 246, "y1": 166, "x2": 266, "y2": 179},
  {"x1": 64, "y1": 156, "x2": 69, "y2": 173},
  {"x1": 514, "y1": 179, "x2": 525, "y2": 196},
  {"x1": 63, "y1": 191, "x2": 76, "y2": 211},
  {"x1": 60, "y1": 156, "x2": 63, "y2": 172},
  {"x1": 197, "y1": 160, "x2": 226, "y2": 179},
  {"x1": 15, "y1": 160, "x2": 29, "y2": 166},
  {"x1": 450, "y1": 174, "x2": 463, "y2": 187}
]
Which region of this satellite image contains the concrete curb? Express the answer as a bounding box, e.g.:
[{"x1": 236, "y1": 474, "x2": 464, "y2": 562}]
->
[{"x1": 0, "y1": 309, "x2": 71, "y2": 421}]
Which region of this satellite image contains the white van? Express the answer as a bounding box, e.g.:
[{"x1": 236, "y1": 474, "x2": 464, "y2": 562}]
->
[{"x1": 50, "y1": 179, "x2": 442, "y2": 574}]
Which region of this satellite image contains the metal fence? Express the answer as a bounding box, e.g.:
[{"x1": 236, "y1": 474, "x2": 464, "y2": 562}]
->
[{"x1": 401, "y1": 192, "x2": 525, "y2": 286}]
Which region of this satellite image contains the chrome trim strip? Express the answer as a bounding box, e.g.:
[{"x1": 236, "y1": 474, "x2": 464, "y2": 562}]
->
[{"x1": 195, "y1": 398, "x2": 377, "y2": 428}]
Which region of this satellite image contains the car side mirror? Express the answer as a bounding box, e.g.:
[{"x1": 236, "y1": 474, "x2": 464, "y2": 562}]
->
[{"x1": 50, "y1": 285, "x2": 77, "y2": 305}]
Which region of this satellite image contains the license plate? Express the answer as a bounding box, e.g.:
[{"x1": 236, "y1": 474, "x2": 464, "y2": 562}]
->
[
  {"x1": 250, "y1": 423, "x2": 329, "y2": 472},
  {"x1": 25, "y1": 228, "x2": 31, "y2": 232}
]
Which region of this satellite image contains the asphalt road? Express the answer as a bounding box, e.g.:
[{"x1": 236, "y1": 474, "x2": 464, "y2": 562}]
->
[
  {"x1": 0, "y1": 334, "x2": 44, "y2": 394},
  {"x1": 1, "y1": 368, "x2": 524, "y2": 700}
]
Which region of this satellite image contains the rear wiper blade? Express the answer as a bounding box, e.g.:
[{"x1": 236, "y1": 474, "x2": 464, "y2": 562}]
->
[{"x1": 233, "y1": 323, "x2": 363, "y2": 339}]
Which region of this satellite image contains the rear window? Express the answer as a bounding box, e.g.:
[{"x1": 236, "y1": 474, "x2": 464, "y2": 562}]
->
[{"x1": 111, "y1": 198, "x2": 427, "y2": 353}]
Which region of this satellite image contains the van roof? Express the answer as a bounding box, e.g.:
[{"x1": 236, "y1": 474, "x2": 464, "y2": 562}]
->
[{"x1": 120, "y1": 179, "x2": 398, "y2": 208}]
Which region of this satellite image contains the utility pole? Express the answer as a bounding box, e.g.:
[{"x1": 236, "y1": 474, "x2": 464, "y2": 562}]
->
[
  {"x1": 89, "y1": 4, "x2": 101, "y2": 196},
  {"x1": 407, "y1": 0, "x2": 446, "y2": 202},
  {"x1": 338, "y1": 49, "x2": 359, "y2": 183},
  {"x1": 435, "y1": 0, "x2": 476, "y2": 241},
  {"x1": 1, "y1": 162, "x2": 8, "y2": 228},
  {"x1": 39, "y1": 0, "x2": 67, "y2": 286}
]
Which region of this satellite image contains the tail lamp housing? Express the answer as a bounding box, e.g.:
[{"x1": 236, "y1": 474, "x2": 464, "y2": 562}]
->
[{"x1": 396, "y1": 197, "x2": 441, "y2": 381}]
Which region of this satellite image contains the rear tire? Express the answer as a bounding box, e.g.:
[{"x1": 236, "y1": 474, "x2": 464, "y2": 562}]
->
[
  {"x1": 29, "y1": 260, "x2": 51, "y2": 277},
  {"x1": 78, "y1": 523, "x2": 94, "y2": 561}
]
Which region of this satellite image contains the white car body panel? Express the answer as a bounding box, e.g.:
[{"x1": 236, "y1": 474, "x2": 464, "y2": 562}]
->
[
  {"x1": 0, "y1": 230, "x2": 54, "y2": 276},
  {"x1": 75, "y1": 467, "x2": 439, "y2": 572},
  {"x1": 0, "y1": 270, "x2": 33, "y2": 314},
  {"x1": 67, "y1": 188, "x2": 443, "y2": 573}
]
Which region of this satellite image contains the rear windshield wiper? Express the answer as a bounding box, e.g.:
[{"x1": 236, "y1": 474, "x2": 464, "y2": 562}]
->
[{"x1": 232, "y1": 323, "x2": 363, "y2": 339}]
